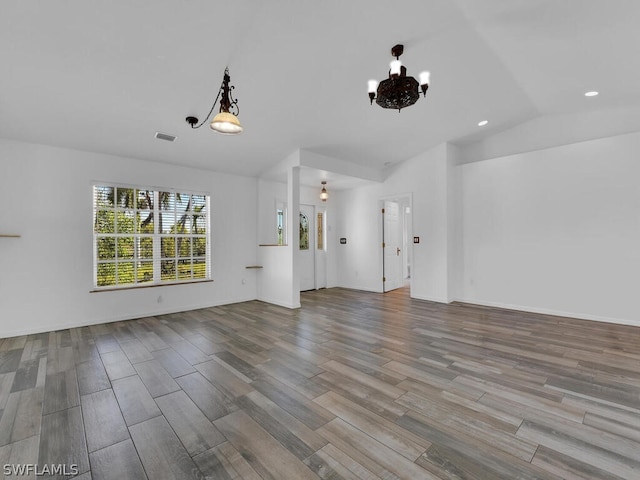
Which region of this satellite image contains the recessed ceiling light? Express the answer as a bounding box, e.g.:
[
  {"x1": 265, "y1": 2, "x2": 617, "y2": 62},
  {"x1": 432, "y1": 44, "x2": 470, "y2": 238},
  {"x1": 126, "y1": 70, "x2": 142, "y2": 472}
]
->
[
  {"x1": 584, "y1": 91, "x2": 599, "y2": 97},
  {"x1": 478, "y1": 120, "x2": 489, "y2": 127}
]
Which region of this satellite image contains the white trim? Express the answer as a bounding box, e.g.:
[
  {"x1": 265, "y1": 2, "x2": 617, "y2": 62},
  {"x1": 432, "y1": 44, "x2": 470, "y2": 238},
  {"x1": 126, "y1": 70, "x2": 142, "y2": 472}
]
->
[
  {"x1": 92, "y1": 184, "x2": 211, "y2": 289},
  {"x1": 256, "y1": 297, "x2": 301, "y2": 309},
  {"x1": 0, "y1": 297, "x2": 257, "y2": 339},
  {"x1": 453, "y1": 297, "x2": 640, "y2": 328},
  {"x1": 90, "y1": 179, "x2": 210, "y2": 198},
  {"x1": 410, "y1": 294, "x2": 451, "y2": 304},
  {"x1": 336, "y1": 284, "x2": 384, "y2": 294}
]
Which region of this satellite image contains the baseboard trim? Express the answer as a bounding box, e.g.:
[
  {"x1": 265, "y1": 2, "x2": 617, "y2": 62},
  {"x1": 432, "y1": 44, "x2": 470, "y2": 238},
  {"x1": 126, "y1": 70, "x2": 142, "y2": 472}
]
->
[
  {"x1": 453, "y1": 297, "x2": 640, "y2": 328},
  {"x1": 1, "y1": 296, "x2": 258, "y2": 338},
  {"x1": 256, "y1": 297, "x2": 301, "y2": 309},
  {"x1": 335, "y1": 284, "x2": 384, "y2": 294},
  {"x1": 410, "y1": 293, "x2": 451, "y2": 304}
]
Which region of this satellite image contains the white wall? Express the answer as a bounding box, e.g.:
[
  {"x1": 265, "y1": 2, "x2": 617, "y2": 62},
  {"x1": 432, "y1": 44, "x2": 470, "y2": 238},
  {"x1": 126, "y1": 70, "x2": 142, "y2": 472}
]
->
[
  {"x1": 457, "y1": 106, "x2": 640, "y2": 165},
  {"x1": 255, "y1": 168, "x2": 300, "y2": 308},
  {"x1": 256, "y1": 245, "x2": 294, "y2": 307},
  {"x1": 0, "y1": 139, "x2": 258, "y2": 337},
  {"x1": 334, "y1": 143, "x2": 455, "y2": 301},
  {"x1": 257, "y1": 178, "x2": 287, "y2": 245},
  {"x1": 256, "y1": 175, "x2": 336, "y2": 301},
  {"x1": 460, "y1": 131, "x2": 640, "y2": 325},
  {"x1": 333, "y1": 130, "x2": 640, "y2": 326},
  {"x1": 333, "y1": 186, "x2": 383, "y2": 292},
  {"x1": 447, "y1": 143, "x2": 463, "y2": 302},
  {"x1": 3, "y1": 128, "x2": 637, "y2": 336}
]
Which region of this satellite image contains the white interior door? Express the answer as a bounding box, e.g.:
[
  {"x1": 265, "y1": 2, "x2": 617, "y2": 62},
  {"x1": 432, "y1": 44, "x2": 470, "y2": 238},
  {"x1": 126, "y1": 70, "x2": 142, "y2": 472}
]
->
[
  {"x1": 299, "y1": 204, "x2": 315, "y2": 291},
  {"x1": 315, "y1": 210, "x2": 327, "y2": 289},
  {"x1": 383, "y1": 200, "x2": 403, "y2": 292}
]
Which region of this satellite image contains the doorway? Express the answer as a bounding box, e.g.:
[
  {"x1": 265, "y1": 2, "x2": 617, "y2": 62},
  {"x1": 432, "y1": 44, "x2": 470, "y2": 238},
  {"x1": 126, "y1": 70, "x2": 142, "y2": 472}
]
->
[{"x1": 381, "y1": 195, "x2": 412, "y2": 293}]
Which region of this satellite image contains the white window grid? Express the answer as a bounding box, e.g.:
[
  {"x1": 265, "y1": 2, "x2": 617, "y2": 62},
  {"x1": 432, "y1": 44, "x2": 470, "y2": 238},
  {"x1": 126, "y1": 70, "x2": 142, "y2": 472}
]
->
[{"x1": 93, "y1": 185, "x2": 211, "y2": 289}]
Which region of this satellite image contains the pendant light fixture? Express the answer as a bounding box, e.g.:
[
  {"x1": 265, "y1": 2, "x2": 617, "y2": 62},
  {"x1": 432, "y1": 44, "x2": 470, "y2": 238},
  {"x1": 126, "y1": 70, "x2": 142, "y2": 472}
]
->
[
  {"x1": 186, "y1": 67, "x2": 243, "y2": 135},
  {"x1": 368, "y1": 44, "x2": 430, "y2": 112},
  {"x1": 319, "y1": 181, "x2": 328, "y2": 202}
]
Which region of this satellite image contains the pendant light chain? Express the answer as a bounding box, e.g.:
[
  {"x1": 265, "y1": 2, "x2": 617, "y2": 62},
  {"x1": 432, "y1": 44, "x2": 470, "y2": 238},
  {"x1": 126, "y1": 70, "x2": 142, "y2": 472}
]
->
[{"x1": 188, "y1": 83, "x2": 223, "y2": 129}]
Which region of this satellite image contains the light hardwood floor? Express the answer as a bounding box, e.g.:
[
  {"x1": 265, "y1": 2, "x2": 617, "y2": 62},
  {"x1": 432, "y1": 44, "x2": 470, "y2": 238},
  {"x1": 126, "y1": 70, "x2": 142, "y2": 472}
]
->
[{"x1": 0, "y1": 287, "x2": 639, "y2": 479}]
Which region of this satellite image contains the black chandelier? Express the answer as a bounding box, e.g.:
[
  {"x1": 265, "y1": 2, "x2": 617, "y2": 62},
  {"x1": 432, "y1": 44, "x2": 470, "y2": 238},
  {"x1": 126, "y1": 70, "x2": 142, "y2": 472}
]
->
[
  {"x1": 368, "y1": 44, "x2": 430, "y2": 112},
  {"x1": 186, "y1": 67, "x2": 243, "y2": 135}
]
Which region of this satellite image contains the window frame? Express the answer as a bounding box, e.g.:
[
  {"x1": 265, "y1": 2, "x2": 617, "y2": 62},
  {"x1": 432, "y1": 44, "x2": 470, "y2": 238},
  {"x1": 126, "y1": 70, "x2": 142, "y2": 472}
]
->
[{"x1": 92, "y1": 183, "x2": 211, "y2": 290}]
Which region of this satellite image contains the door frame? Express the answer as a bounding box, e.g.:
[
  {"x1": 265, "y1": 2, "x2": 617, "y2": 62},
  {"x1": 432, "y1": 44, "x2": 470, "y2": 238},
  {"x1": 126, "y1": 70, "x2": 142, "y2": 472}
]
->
[
  {"x1": 380, "y1": 193, "x2": 413, "y2": 293},
  {"x1": 299, "y1": 204, "x2": 316, "y2": 291}
]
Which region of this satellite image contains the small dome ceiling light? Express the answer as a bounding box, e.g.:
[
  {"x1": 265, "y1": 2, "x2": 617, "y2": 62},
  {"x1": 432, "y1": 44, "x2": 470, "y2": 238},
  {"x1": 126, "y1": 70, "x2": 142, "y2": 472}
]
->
[
  {"x1": 584, "y1": 91, "x2": 599, "y2": 97},
  {"x1": 478, "y1": 120, "x2": 489, "y2": 127}
]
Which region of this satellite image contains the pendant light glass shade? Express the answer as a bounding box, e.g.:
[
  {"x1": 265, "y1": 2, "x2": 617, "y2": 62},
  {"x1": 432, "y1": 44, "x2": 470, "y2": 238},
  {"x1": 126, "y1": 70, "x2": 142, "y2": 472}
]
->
[
  {"x1": 210, "y1": 111, "x2": 243, "y2": 135},
  {"x1": 320, "y1": 181, "x2": 328, "y2": 202}
]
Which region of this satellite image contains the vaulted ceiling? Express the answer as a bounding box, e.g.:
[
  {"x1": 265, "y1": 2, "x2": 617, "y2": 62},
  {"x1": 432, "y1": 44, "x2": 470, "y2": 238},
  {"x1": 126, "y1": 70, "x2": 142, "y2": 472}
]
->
[{"x1": 2, "y1": 0, "x2": 640, "y2": 185}]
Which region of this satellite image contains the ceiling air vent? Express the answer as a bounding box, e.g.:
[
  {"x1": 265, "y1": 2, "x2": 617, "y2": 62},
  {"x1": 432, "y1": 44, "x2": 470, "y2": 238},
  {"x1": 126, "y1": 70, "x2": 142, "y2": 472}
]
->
[{"x1": 155, "y1": 132, "x2": 177, "y2": 142}]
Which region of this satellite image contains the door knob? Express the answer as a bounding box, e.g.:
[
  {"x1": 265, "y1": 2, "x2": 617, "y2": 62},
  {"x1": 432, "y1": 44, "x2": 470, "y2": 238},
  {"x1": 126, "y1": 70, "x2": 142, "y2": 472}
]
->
[{"x1": 396, "y1": 247, "x2": 401, "y2": 255}]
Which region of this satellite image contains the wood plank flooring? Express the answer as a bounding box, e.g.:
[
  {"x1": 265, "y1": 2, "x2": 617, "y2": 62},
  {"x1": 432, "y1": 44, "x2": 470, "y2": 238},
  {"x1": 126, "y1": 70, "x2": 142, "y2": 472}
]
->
[{"x1": 1, "y1": 287, "x2": 639, "y2": 479}]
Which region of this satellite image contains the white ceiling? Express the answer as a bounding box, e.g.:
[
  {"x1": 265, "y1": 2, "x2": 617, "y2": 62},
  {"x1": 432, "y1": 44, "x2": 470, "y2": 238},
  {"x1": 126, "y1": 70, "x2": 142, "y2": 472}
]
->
[{"x1": 2, "y1": 0, "x2": 640, "y2": 188}]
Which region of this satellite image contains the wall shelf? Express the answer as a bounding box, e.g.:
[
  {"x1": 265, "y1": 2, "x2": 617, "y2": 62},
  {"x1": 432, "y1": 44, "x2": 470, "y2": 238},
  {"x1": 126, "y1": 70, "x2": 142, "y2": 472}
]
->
[
  {"x1": 245, "y1": 265, "x2": 264, "y2": 269},
  {"x1": 0, "y1": 234, "x2": 21, "y2": 238}
]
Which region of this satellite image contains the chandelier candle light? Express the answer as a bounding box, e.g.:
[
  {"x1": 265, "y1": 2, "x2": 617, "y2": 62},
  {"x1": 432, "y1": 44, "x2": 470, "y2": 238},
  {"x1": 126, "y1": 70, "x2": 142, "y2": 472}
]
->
[
  {"x1": 186, "y1": 67, "x2": 243, "y2": 134},
  {"x1": 368, "y1": 44, "x2": 430, "y2": 112}
]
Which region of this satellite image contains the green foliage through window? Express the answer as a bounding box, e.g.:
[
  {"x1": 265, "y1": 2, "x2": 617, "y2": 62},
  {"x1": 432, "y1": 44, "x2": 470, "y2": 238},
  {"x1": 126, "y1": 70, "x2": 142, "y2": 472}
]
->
[
  {"x1": 277, "y1": 209, "x2": 284, "y2": 245},
  {"x1": 299, "y1": 213, "x2": 309, "y2": 250},
  {"x1": 93, "y1": 185, "x2": 210, "y2": 288}
]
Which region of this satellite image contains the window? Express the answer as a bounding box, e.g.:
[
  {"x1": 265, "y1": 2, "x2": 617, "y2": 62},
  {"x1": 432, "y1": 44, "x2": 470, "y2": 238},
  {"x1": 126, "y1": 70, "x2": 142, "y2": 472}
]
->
[
  {"x1": 93, "y1": 185, "x2": 210, "y2": 289},
  {"x1": 317, "y1": 212, "x2": 324, "y2": 250},
  {"x1": 299, "y1": 212, "x2": 309, "y2": 250},
  {"x1": 277, "y1": 208, "x2": 285, "y2": 245},
  {"x1": 275, "y1": 200, "x2": 287, "y2": 246}
]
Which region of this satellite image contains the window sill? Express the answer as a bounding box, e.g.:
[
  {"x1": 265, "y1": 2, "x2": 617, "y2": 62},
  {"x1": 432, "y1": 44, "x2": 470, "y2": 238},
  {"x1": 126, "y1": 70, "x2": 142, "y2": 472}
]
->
[{"x1": 90, "y1": 279, "x2": 213, "y2": 293}]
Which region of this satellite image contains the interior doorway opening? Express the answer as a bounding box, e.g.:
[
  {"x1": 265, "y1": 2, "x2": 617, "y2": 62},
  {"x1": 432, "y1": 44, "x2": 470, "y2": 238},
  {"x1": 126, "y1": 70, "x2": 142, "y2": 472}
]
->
[
  {"x1": 381, "y1": 194, "x2": 412, "y2": 293},
  {"x1": 299, "y1": 204, "x2": 327, "y2": 291}
]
